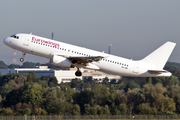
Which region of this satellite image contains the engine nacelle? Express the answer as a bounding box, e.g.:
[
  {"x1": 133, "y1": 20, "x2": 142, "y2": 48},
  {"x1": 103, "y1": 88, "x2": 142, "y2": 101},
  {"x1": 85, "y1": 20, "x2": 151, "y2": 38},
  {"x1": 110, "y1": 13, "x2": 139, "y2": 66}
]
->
[{"x1": 50, "y1": 55, "x2": 72, "y2": 68}]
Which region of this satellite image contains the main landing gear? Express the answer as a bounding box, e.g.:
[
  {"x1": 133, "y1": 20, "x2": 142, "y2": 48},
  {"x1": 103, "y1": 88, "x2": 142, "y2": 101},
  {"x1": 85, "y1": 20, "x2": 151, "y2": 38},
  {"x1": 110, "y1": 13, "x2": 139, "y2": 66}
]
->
[
  {"x1": 20, "y1": 52, "x2": 26, "y2": 62},
  {"x1": 75, "y1": 67, "x2": 82, "y2": 76}
]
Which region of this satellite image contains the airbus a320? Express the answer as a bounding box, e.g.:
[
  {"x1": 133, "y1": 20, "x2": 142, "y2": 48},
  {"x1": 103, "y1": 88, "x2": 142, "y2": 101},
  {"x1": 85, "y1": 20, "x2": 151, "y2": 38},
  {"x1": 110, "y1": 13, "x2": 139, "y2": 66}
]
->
[{"x1": 3, "y1": 33, "x2": 176, "y2": 77}]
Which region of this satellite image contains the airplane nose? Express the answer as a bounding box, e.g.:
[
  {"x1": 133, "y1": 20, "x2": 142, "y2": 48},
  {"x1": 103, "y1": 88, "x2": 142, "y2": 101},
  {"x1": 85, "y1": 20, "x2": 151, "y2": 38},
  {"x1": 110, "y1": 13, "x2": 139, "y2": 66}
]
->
[
  {"x1": 3, "y1": 37, "x2": 9, "y2": 45},
  {"x1": 3, "y1": 38, "x2": 6, "y2": 44}
]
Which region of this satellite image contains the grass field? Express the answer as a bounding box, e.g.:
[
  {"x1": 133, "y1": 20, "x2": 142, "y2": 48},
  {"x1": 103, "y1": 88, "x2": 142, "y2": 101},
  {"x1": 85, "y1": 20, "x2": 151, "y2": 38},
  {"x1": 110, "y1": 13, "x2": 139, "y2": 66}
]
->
[
  {"x1": 0, "y1": 115, "x2": 179, "y2": 120},
  {"x1": 0, "y1": 117, "x2": 179, "y2": 120}
]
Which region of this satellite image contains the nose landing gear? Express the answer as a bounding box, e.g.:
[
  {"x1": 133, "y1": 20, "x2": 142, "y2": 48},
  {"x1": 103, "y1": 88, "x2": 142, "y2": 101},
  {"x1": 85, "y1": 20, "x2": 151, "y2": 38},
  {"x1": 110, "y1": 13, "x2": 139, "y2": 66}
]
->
[
  {"x1": 20, "y1": 58, "x2": 24, "y2": 62},
  {"x1": 20, "y1": 52, "x2": 26, "y2": 62}
]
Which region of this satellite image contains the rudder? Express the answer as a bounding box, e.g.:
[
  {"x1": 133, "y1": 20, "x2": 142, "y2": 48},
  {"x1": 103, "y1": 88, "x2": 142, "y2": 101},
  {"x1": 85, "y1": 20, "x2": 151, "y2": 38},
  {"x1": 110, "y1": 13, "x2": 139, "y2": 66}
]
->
[{"x1": 142, "y1": 41, "x2": 176, "y2": 69}]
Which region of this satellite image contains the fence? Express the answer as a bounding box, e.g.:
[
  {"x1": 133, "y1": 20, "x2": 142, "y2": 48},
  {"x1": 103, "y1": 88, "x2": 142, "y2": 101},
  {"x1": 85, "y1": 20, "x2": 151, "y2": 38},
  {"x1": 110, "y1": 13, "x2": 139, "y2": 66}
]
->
[{"x1": 0, "y1": 115, "x2": 180, "y2": 120}]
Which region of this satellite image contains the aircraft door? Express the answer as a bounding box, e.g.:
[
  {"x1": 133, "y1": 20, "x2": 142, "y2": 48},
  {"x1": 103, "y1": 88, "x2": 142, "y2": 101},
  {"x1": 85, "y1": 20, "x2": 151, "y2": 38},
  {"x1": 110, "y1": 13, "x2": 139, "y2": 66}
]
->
[
  {"x1": 23, "y1": 34, "x2": 31, "y2": 46},
  {"x1": 133, "y1": 63, "x2": 139, "y2": 74}
]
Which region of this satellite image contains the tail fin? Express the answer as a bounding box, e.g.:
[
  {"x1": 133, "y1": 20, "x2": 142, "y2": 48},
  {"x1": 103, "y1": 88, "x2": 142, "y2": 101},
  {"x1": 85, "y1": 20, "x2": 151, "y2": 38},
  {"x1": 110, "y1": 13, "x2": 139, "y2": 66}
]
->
[{"x1": 142, "y1": 41, "x2": 176, "y2": 69}]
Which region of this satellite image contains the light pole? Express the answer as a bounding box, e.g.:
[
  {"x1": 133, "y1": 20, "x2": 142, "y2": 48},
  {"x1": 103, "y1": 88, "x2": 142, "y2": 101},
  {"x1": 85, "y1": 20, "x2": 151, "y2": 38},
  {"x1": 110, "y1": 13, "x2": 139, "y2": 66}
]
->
[{"x1": 108, "y1": 44, "x2": 113, "y2": 54}]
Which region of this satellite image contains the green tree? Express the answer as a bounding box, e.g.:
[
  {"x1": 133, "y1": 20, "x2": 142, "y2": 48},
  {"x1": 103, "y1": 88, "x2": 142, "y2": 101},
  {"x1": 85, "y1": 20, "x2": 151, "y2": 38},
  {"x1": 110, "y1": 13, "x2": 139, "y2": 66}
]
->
[
  {"x1": 73, "y1": 89, "x2": 94, "y2": 113},
  {"x1": 166, "y1": 85, "x2": 180, "y2": 113},
  {"x1": 64, "y1": 86, "x2": 75, "y2": 102},
  {"x1": 22, "y1": 108, "x2": 31, "y2": 115},
  {"x1": 124, "y1": 81, "x2": 140, "y2": 92},
  {"x1": 118, "y1": 103, "x2": 128, "y2": 115},
  {"x1": 127, "y1": 89, "x2": 144, "y2": 114},
  {"x1": 163, "y1": 97, "x2": 176, "y2": 113},
  {"x1": 164, "y1": 64, "x2": 180, "y2": 78},
  {"x1": 102, "y1": 77, "x2": 109, "y2": 84},
  {"x1": 48, "y1": 77, "x2": 58, "y2": 87},
  {"x1": 72, "y1": 104, "x2": 81, "y2": 115},
  {"x1": 137, "y1": 103, "x2": 157, "y2": 114},
  {"x1": 84, "y1": 104, "x2": 97, "y2": 115},
  {"x1": 23, "y1": 84, "x2": 44, "y2": 107},
  {"x1": 27, "y1": 72, "x2": 40, "y2": 83},
  {"x1": 21, "y1": 61, "x2": 37, "y2": 68},
  {"x1": 0, "y1": 61, "x2": 8, "y2": 68},
  {"x1": 115, "y1": 92, "x2": 127, "y2": 106},
  {"x1": 0, "y1": 73, "x2": 25, "y2": 86},
  {"x1": 154, "y1": 76, "x2": 179, "y2": 86},
  {"x1": 45, "y1": 87, "x2": 66, "y2": 114},
  {"x1": 8, "y1": 64, "x2": 20, "y2": 68},
  {"x1": 71, "y1": 78, "x2": 83, "y2": 88},
  {"x1": 142, "y1": 83, "x2": 164, "y2": 106},
  {"x1": 148, "y1": 77, "x2": 152, "y2": 84},
  {"x1": 92, "y1": 84, "x2": 110, "y2": 106},
  {"x1": 0, "y1": 107, "x2": 13, "y2": 115}
]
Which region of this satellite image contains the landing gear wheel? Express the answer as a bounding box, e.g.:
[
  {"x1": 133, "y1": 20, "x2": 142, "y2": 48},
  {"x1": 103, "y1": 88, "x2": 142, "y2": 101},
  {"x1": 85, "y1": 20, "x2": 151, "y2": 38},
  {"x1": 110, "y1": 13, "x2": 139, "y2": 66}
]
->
[
  {"x1": 20, "y1": 52, "x2": 26, "y2": 62},
  {"x1": 75, "y1": 71, "x2": 82, "y2": 76},
  {"x1": 20, "y1": 58, "x2": 24, "y2": 62}
]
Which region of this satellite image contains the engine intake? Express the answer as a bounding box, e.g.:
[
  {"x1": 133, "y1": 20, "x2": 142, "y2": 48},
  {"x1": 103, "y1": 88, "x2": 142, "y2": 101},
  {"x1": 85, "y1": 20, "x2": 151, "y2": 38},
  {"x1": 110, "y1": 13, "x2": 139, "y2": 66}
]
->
[{"x1": 50, "y1": 55, "x2": 72, "y2": 68}]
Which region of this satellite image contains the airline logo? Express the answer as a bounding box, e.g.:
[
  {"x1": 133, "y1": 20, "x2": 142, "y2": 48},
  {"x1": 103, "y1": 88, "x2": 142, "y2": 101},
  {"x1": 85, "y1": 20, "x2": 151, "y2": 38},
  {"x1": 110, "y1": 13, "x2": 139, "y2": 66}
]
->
[{"x1": 32, "y1": 37, "x2": 60, "y2": 47}]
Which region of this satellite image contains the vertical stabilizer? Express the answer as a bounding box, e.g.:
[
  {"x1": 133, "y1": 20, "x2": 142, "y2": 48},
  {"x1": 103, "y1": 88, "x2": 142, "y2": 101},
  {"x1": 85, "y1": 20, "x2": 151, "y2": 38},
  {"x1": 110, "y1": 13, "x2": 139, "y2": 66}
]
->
[{"x1": 142, "y1": 42, "x2": 176, "y2": 69}]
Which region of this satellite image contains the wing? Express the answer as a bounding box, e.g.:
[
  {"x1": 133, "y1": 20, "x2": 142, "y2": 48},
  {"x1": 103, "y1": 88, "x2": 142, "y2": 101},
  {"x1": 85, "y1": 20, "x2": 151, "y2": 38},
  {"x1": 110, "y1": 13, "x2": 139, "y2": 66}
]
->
[
  {"x1": 50, "y1": 52, "x2": 105, "y2": 70},
  {"x1": 68, "y1": 56, "x2": 104, "y2": 65},
  {"x1": 54, "y1": 53, "x2": 104, "y2": 64}
]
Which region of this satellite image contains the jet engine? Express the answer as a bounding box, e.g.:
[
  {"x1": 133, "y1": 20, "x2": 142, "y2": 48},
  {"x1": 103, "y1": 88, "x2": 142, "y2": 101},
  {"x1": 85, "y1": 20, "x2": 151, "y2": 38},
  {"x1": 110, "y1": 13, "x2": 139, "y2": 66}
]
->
[{"x1": 50, "y1": 55, "x2": 72, "y2": 68}]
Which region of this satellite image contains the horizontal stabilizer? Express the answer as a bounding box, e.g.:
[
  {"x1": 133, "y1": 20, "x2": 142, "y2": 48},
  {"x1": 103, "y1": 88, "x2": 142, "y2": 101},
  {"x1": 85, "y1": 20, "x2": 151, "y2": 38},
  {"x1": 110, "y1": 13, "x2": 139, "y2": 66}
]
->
[{"x1": 148, "y1": 69, "x2": 170, "y2": 74}]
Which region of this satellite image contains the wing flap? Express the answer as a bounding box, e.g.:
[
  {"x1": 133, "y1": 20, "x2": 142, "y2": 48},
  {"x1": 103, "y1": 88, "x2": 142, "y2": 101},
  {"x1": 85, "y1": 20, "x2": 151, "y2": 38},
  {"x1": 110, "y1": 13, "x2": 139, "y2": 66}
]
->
[{"x1": 69, "y1": 56, "x2": 103, "y2": 61}]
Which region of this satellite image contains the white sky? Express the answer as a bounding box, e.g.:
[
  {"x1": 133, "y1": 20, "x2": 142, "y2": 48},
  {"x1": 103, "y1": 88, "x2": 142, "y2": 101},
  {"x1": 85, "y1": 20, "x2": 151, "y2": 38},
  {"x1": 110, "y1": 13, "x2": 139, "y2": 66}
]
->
[{"x1": 0, "y1": 0, "x2": 180, "y2": 65}]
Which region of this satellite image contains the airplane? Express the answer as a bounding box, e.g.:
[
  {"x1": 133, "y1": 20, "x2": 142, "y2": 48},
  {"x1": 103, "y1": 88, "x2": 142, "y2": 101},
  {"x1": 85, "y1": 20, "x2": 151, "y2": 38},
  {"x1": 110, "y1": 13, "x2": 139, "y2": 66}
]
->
[{"x1": 3, "y1": 33, "x2": 176, "y2": 77}]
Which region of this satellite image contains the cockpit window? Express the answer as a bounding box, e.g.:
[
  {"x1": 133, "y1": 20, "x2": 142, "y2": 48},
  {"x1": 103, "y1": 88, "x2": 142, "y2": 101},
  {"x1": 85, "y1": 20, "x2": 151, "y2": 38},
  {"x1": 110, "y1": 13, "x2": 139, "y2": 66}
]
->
[{"x1": 10, "y1": 35, "x2": 19, "y2": 39}]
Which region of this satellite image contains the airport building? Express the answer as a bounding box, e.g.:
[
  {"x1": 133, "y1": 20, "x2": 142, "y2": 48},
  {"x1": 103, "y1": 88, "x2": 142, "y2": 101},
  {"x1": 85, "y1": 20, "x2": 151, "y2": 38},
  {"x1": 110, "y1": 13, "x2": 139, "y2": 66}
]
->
[{"x1": 0, "y1": 66, "x2": 121, "y2": 83}]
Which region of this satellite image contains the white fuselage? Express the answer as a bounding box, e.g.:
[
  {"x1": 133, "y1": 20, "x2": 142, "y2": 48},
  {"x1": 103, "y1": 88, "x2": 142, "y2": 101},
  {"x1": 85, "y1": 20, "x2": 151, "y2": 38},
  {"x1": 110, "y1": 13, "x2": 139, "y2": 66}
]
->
[{"x1": 3, "y1": 33, "x2": 173, "y2": 77}]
